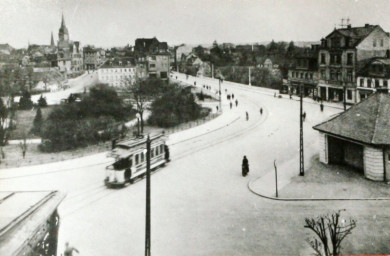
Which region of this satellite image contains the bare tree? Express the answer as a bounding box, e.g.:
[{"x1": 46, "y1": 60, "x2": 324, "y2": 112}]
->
[
  {"x1": 0, "y1": 98, "x2": 9, "y2": 146},
  {"x1": 123, "y1": 76, "x2": 163, "y2": 134},
  {"x1": 304, "y1": 209, "x2": 357, "y2": 256}
]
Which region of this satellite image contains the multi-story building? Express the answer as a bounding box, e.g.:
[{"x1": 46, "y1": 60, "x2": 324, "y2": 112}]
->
[
  {"x1": 134, "y1": 38, "x2": 170, "y2": 79},
  {"x1": 71, "y1": 41, "x2": 83, "y2": 74},
  {"x1": 97, "y1": 58, "x2": 137, "y2": 87},
  {"x1": 356, "y1": 57, "x2": 390, "y2": 102},
  {"x1": 288, "y1": 45, "x2": 319, "y2": 97},
  {"x1": 317, "y1": 24, "x2": 390, "y2": 104},
  {"x1": 83, "y1": 46, "x2": 105, "y2": 71}
]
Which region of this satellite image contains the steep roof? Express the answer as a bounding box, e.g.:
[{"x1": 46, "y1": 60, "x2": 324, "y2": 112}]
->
[
  {"x1": 325, "y1": 24, "x2": 379, "y2": 47},
  {"x1": 313, "y1": 93, "x2": 390, "y2": 145}
]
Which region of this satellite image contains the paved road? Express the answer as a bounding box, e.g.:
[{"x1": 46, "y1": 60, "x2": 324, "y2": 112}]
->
[{"x1": 1, "y1": 73, "x2": 389, "y2": 255}]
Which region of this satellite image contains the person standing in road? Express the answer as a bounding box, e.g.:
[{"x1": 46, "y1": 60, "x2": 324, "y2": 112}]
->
[
  {"x1": 235, "y1": 99, "x2": 238, "y2": 107},
  {"x1": 64, "y1": 242, "x2": 79, "y2": 256},
  {"x1": 246, "y1": 111, "x2": 249, "y2": 121},
  {"x1": 260, "y1": 108, "x2": 263, "y2": 115},
  {"x1": 232, "y1": 93, "x2": 234, "y2": 99},
  {"x1": 230, "y1": 102, "x2": 233, "y2": 109}
]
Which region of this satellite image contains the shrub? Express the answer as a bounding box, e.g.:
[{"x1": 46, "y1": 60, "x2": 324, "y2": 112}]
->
[
  {"x1": 38, "y1": 95, "x2": 48, "y2": 107},
  {"x1": 19, "y1": 90, "x2": 33, "y2": 110},
  {"x1": 31, "y1": 107, "x2": 43, "y2": 135},
  {"x1": 148, "y1": 86, "x2": 202, "y2": 128}
]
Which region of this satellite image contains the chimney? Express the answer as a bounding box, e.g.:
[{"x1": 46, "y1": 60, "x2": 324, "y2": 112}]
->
[
  {"x1": 365, "y1": 23, "x2": 370, "y2": 27},
  {"x1": 347, "y1": 24, "x2": 351, "y2": 29}
]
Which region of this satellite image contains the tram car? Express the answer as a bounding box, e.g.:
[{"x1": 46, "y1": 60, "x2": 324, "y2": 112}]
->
[{"x1": 105, "y1": 134, "x2": 169, "y2": 188}]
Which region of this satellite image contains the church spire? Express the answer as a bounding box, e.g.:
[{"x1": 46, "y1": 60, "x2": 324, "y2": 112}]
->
[
  {"x1": 61, "y1": 12, "x2": 65, "y2": 28},
  {"x1": 50, "y1": 32, "x2": 55, "y2": 47}
]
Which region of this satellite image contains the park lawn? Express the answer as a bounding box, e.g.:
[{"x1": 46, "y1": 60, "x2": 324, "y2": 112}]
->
[{"x1": 9, "y1": 106, "x2": 54, "y2": 140}]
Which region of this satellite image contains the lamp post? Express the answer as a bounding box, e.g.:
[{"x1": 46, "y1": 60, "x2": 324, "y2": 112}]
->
[
  {"x1": 299, "y1": 84, "x2": 304, "y2": 176},
  {"x1": 145, "y1": 135, "x2": 151, "y2": 256},
  {"x1": 136, "y1": 113, "x2": 140, "y2": 136},
  {"x1": 343, "y1": 85, "x2": 347, "y2": 111}
]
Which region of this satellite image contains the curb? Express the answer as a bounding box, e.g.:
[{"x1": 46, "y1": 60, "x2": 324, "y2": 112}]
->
[{"x1": 247, "y1": 177, "x2": 390, "y2": 201}]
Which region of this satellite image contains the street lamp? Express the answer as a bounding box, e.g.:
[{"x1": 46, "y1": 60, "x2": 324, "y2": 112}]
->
[
  {"x1": 136, "y1": 113, "x2": 141, "y2": 136},
  {"x1": 248, "y1": 66, "x2": 251, "y2": 86},
  {"x1": 145, "y1": 136, "x2": 151, "y2": 256},
  {"x1": 218, "y1": 77, "x2": 222, "y2": 112}
]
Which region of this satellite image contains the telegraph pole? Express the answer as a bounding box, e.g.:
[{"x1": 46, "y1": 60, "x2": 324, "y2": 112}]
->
[
  {"x1": 299, "y1": 84, "x2": 304, "y2": 176},
  {"x1": 248, "y1": 67, "x2": 251, "y2": 86},
  {"x1": 145, "y1": 135, "x2": 151, "y2": 256},
  {"x1": 219, "y1": 78, "x2": 222, "y2": 112}
]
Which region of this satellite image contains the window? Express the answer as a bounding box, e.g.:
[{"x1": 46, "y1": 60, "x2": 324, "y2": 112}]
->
[
  {"x1": 330, "y1": 54, "x2": 335, "y2": 64},
  {"x1": 388, "y1": 154, "x2": 390, "y2": 161},
  {"x1": 160, "y1": 145, "x2": 164, "y2": 154},
  {"x1": 300, "y1": 73, "x2": 303, "y2": 79},
  {"x1": 135, "y1": 154, "x2": 139, "y2": 165},
  {"x1": 305, "y1": 73, "x2": 308, "y2": 79},
  {"x1": 347, "y1": 70, "x2": 353, "y2": 82},
  {"x1": 347, "y1": 53, "x2": 353, "y2": 65},
  {"x1": 336, "y1": 55, "x2": 342, "y2": 65},
  {"x1": 160, "y1": 72, "x2": 168, "y2": 79},
  {"x1": 381, "y1": 39, "x2": 384, "y2": 47},
  {"x1": 373, "y1": 39, "x2": 376, "y2": 47},
  {"x1": 310, "y1": 73, "x2": 313, "y2": 79},
  {"x1": 375, "y1": 79, "x2": 380, "y2": 87},
  {"x1": 321, "y1": 53, "x2": 326, "y2": 64},
  {"x1": 321, "y1": 70, "x2": 325, "y2": 79},
  {"x1": 384, "y1": 80, "x2": 388, "y2": 87},
  {"x1": 141, "y1": 152, "x2": 144, "y2": 162},
  {"x1": 360, "y1": 78, "x2": 364, "y2": 87},
  {"x1": 347, "y1": 90, "x2": 352, "y2": 100},
  {"x1": 367, "y1": 79, "x2": 372, "y2": 88},
  {"x1": 150, "y1": 64, "x2": 156, "y2": 68},
  {"x1": 330, "y1": 70, "x2": 336, "y2": 80}
]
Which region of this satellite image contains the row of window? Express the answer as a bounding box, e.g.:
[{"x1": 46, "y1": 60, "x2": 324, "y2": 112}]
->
[
  {"x1": 320, "y1": 53, "x2": 353, "y2": 65},
  {"x1": 290, "y1": 71, "x2": 314, "y2": 80},
  {"x1": 373, "y1": 39, "x2": 384, "y2": 47},
  {"x1": 134, "y1": 144, "x2": 165, "y2": 165},
  {"x1": 100, "y1": 74, "x2": 134, "y2": 81},
  {"x1": 100, "y1": 68, "x2": 135, "y2": 73},
  {"x1": 319, "y1": 69, "x2": 353, "y2": 82},
  {"x1": 359, "y1": 78, "x2": 388, "y2": 88}
]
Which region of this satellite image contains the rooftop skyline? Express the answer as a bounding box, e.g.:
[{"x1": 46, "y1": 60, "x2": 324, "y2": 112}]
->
[{"x1": 1, "y1": 0, "x2": 390, "y2": 48}]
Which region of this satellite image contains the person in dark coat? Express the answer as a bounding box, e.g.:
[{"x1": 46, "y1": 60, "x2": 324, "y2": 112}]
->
[
  {"x1": 235, "y1": 99, "x2": 238, "y2": 107},
  {"x1": 242, "y1": 156, "x2": 249, "y2": 176}
]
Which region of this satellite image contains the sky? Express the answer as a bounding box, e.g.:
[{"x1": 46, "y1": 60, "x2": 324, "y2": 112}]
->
[{"x1": 1, "y1": 0, "x2": 390, "y2": 49}]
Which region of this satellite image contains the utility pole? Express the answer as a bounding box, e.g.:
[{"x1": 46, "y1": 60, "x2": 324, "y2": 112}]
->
[
  {"x1": 145, "y1": 135, "x2": 151, "y2": 256},
  {"x1": 299, "y1": 84, "x2": 304, "y2": 176},
  {"x1": 248, "y1": 67, "x2": 251, "y2": 86},
  {"x1": 219, "y1": 78, "x2": 222, "y2": 112},
  {"x1": 274, "y1": 160, "x2": 278, "y2": 198}
]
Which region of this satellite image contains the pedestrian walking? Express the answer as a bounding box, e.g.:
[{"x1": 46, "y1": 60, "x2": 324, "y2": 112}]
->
[
  {"x1": 246, "y1": 111, "x2": 249, "y2": 121},
  {"x1": 232, "y1": 93, "x2": 234, "y2": 99},
  {"x1": 235, "y1": 99, "x2": 238, "y2": 107},
  {"x1": 260, "y1": 108, "x2": 263, "y2": 115},
  {"x1": 230, "y1": 102, "x2": 232, "y2": 109},
  {"x1": 320, "y1": 103, "x2": 324, "y2": 112},
  {"x1": 303, "y1": 111, "x2": 306, "y2": 121},
  {"x1": 289, "y1": 94, "x2": 292, "y2": 100},
  {"x1": 216, "y1": 105, "x2": 219, "y2": 112},
  {"x1": 64, "y1": 242, "x2": 79, "y2": 256}
]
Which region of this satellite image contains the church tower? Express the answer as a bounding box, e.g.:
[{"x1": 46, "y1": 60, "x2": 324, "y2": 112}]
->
[
  {"x1": 58, "y1": 13, "x2": 69, "y2": 43},
  {"x1": 50, "y1": 32, "x2": 55, "y2": 47}
]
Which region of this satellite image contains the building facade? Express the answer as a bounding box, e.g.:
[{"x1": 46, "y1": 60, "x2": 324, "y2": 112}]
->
[
  {"x1": 317, "y1": 24, "x2": 390, "y2": 104},
  {"x1": 356, "y1": 57, "x2": 390, "y2": 102},
  {"x1": 134, "y1": 38, "x2": 170, "y2": 80},
  {"x1": 83, "y1": 46, "x2": 105, "y2": 71},
  {"x1": 97, "y1": 58, "x2": 137, "y2": 87},
  {"x1": 288, "y1": 45, "x2": 319, "y2": 97}
]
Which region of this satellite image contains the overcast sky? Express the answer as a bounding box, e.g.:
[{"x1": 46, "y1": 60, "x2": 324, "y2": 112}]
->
[{"x1": 1, "y1": 0, "x2": 390, "y2": 48}]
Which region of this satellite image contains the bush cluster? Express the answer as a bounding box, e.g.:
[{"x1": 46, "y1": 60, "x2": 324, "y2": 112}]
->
[
  {"x1": 148, "y1": 86, "x2": 203, "y2": 128},
  {"x1": 40, "y1": 84, "x2": 132, "y2": 152}
]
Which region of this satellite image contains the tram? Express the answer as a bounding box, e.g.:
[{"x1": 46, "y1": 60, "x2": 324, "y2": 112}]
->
[{"x1": 105, "y1": 134, "x2": 169, "y2": 188}]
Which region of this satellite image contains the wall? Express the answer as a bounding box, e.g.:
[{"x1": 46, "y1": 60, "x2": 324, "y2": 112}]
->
[
  {"x1": 357, "y1": 27, "x2": 390, "y2": 61},
  {"x1": 318, "y1": 132, "x2": 328, "y2": 164},
  {"x1": 363, "y1": 145, "x2": 384, "y2": 181}
]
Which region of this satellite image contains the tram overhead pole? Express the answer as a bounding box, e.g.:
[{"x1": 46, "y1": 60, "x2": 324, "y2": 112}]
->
[
  {"x1": 299, "y1": 84, "x2": 304, "y2": 176},
  {"x1": 145, "y1": 135, "x2": 151, "y2": 256}
]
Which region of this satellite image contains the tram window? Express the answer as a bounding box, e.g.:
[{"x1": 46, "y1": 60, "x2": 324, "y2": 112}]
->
[
  {"x1": 141, "y1": 152, "x2": 144, "y2": 162},
  {"x1": 156, "y1": 146, "x2": 159, "y2": 155},
  {"x1": 151, "y1": 148, "x2": 154, "y2": 157},
  {"x1": 160, "y1": 145, "x2": 164, "y2": 153},
  {"x1": 135, "y1": 154, "x2": 139, "y2": 165}
]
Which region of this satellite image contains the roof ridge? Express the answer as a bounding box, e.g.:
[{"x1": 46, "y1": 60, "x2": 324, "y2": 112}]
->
[{"x1": 371, "y1": 94, "x2": 382, "y2": 143}]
